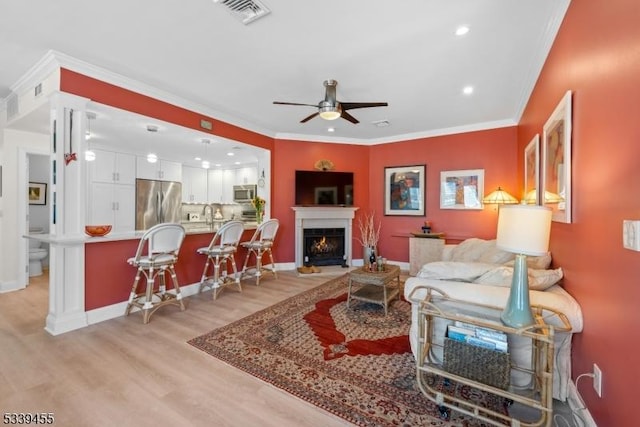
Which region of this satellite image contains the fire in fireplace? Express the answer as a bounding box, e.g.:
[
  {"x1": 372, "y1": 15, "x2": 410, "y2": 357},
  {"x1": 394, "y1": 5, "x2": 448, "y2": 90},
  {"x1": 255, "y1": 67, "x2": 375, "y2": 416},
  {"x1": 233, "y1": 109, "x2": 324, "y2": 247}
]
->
[{"x1": 303, "y1": 228, "x2": 346, "y2": 266}]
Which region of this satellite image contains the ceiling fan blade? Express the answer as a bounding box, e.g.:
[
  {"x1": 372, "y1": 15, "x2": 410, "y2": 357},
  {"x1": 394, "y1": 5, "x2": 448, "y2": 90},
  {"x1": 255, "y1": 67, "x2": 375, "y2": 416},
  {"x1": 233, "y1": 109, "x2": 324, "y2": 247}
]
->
[
  {"x1": 340, "y1": 102, "x2": 388, "y2": 111},
  {"x1": 273, "y1": 101, "x2": 319, "y2": 107},
  {"x1": 300, "y1": 112, "x2": 320, "y2": 123},
  {"x1": 340, "y1": 110, "x2": 359, "y2": 124}
]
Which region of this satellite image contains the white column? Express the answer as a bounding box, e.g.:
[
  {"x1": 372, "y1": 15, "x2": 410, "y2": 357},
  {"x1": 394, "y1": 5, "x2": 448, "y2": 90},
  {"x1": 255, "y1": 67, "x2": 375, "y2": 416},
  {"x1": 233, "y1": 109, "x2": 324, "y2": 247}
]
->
[{"x1": 45, "y1": 92, "x2": 90, "y2": 335}]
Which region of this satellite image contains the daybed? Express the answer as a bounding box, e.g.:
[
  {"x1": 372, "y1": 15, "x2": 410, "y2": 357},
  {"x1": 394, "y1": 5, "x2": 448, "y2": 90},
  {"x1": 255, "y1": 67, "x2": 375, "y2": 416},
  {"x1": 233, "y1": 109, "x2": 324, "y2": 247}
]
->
[{"x1": 403, "y1": 238, "x2": 583, "y2": 401}]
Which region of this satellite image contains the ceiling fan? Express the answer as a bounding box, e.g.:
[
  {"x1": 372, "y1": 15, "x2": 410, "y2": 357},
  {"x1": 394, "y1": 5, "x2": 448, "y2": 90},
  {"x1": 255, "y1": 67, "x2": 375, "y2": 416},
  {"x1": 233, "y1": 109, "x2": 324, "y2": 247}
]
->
[{"x1": 273, "y1": 80, "x2": 388, "y2": 124}]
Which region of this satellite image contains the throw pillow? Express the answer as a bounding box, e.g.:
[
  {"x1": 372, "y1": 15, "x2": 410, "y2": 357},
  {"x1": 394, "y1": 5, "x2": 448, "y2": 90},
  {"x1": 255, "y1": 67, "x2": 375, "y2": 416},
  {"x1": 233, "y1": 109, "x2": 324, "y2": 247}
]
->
[
  {"x1": 477, "y1": 242, "x2": 516, "y2": 265},
  {"x1": 474, "y1": 266, "x2": 563, "y2": 291},
  {"x1": 417, "y1": 261, "x2": 499, "y2": 282},
  {"x1": 503, "y1": 252, "x2": 552, "y2": 270}
]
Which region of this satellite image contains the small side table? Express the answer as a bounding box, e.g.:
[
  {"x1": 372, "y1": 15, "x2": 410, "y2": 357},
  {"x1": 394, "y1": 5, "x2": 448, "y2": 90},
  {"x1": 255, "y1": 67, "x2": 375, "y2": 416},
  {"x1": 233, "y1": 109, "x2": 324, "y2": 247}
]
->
[{"x1": 347, "y1": 264, "x2": 401, "y2": 315}]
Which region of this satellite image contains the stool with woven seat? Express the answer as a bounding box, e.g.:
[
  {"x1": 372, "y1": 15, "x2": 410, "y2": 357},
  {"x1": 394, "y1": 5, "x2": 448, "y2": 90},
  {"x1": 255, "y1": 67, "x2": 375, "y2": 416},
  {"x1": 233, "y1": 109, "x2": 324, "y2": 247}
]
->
[
  {"x1": 240, "y1": 218, "x2": 279, "y2": 286},
  {"x1": 125, "y1": 223, "x2": 187, "y2": 324},
  {"x1": 197, "y1": 220, "x2": 245, "y2": 300}
]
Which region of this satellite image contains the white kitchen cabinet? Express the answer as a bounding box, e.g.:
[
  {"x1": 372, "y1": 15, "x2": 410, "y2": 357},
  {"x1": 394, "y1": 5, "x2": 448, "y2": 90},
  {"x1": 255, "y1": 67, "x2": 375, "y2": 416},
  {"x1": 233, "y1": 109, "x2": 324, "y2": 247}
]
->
[
  {"x1": 136, "y1": 157, "x2": 182, "y2": 182},
  {"x1": 182, "y1": 166, "x2": 208, "y2": 203},
  {"x1": 235, "y1": 166, "x2": 258, "y2": 185},
  {"x1": 89, "y1": 149, "x2": 136, "y2": 185},
  {"x1": 222, "y1": 169, "x2": 235, "y2": 203},
  {"x1": 88, "y1": 182, "x2": 135, "y2": 232},
  {"x1": 207, "y1": 169, "x2": 223, "y2": 203}
]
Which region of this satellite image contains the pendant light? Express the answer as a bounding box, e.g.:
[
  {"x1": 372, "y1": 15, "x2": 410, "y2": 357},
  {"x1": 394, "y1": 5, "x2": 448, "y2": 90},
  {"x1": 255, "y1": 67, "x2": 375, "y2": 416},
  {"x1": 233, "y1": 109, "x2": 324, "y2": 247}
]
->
[
  {"x1": 201, "y1": 138, "x2": 211, "y2": 169},
  {"x1": 146, "y1": 124, "x2": 158, "y2": 163}
]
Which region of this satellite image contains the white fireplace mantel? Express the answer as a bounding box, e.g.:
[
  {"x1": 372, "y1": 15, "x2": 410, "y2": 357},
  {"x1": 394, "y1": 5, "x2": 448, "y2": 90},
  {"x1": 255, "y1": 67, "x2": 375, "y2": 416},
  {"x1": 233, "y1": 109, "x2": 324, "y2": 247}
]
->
[{"x1": 292, "y1": 206, "x2": 359, "y2": 267}]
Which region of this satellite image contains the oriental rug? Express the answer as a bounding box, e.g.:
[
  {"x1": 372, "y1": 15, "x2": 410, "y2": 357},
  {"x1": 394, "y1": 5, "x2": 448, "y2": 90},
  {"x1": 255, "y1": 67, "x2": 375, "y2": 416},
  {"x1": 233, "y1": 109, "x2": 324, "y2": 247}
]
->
[{"x1": 188, "y1": 274, "x2": 506, "y2": 426}]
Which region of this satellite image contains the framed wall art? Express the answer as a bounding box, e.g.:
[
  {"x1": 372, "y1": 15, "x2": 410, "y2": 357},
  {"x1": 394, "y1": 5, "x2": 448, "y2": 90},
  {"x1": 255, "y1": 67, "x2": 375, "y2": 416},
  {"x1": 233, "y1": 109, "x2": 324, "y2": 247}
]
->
[
  {"x1": 524, "y1": 134, "x2": 540, "y2": 204},
  {"x1": 28, "y1": 182, "x2": 47, "y2": 205},
  {"x1": 542, "y1": 90, "x2": 572, "y2": 223},
  {"x1": 440, "y1": 169, "x2": 484, "y2": 209},
  {"x1": 384, "y1": 165, "x2": 425, "y2": 216}
]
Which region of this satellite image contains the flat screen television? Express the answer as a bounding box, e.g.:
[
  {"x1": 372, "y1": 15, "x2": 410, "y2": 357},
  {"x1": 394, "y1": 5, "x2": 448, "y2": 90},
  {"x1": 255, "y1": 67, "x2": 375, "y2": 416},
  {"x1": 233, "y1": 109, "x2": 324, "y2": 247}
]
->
[{"x1": 295, "y1": 170, "x2": 354, "y2": 206}]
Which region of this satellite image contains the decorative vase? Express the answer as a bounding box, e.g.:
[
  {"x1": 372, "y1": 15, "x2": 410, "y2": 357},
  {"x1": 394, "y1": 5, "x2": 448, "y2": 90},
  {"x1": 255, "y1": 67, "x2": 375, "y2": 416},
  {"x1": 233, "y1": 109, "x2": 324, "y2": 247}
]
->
[
  {"x1": 363, "y1": 245, "x2": 376, "y2": 268},
  {"x1": 256, "y1": 210, "x2": 263, "y2": 224}
]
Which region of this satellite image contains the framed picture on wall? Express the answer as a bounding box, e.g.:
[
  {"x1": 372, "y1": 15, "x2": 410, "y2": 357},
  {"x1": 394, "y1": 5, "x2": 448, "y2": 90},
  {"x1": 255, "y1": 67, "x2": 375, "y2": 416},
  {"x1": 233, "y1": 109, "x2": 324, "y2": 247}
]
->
[
  {"x1": 384, "y1": 165, "x2": 425, "y2": 216},
  {"x1": 524, "y1": 134, "x2": 540, "y2": 205},
  {"x1": 28, "y1": 182, "x2": 47, "y2": 205},
  {"x1": 440, "y1": 169, "x2": 484, "y2": 209},
  {"x1": 542, "y1": 90, "x2": 572, "y2": 223}
]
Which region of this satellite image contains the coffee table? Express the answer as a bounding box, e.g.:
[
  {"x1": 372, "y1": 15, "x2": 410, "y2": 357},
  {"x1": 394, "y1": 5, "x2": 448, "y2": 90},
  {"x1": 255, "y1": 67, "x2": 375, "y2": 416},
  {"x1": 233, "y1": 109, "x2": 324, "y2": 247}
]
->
[{"x1": 347, "y1": 264, "x2": 401, "y2": 315}]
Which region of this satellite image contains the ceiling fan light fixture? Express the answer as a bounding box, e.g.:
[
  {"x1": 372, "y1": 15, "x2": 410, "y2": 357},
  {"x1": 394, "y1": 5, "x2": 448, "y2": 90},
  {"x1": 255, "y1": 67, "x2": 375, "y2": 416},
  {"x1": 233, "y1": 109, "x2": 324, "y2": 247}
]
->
[{"x1": 319, "y1": 105, "x2": 341, "y2": 121}]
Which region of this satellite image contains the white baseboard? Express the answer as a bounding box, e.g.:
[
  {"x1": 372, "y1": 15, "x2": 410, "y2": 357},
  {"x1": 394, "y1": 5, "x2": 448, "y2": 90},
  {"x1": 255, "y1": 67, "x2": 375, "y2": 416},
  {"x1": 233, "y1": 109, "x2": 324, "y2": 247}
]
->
[{"x1": 567, "y1": 380, "x2": 598, "y2": 427}]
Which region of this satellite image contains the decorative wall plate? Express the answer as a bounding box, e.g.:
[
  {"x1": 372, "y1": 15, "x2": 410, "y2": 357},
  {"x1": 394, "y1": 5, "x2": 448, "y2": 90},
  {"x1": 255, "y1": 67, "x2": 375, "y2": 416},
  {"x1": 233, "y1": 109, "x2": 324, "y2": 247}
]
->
[{"x1": 314, "y1": 159, "x2": 335, "y2": 171}]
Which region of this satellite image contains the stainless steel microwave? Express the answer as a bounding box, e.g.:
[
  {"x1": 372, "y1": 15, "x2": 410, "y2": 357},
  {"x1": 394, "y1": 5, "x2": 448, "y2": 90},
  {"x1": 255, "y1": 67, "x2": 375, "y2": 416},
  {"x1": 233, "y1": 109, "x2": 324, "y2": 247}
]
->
[{"x1": 233, "y1": 185, "x2": 257, "y2": 203}]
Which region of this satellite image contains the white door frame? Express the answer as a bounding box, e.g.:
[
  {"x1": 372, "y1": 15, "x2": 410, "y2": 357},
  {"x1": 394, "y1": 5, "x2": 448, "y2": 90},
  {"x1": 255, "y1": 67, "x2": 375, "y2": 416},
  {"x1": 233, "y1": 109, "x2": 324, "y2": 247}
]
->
[{"x1": 18, "y1": 147, "x2": 50, "y2": 288}]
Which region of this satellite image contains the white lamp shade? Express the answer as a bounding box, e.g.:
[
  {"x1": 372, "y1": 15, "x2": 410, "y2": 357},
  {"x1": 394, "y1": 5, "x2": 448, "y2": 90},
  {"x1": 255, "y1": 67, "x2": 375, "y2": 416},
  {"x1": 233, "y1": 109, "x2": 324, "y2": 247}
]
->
[{"x1": 496, "y1": 205, "x2": 552, "y2": 256}]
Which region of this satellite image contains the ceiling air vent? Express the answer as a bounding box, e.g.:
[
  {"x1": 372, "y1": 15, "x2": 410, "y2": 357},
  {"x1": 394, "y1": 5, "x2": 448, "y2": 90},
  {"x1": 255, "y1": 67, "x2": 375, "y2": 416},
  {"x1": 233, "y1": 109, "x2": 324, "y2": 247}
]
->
[{"x1": 213, "y1": 0, "x2": 271, "y2": 25}]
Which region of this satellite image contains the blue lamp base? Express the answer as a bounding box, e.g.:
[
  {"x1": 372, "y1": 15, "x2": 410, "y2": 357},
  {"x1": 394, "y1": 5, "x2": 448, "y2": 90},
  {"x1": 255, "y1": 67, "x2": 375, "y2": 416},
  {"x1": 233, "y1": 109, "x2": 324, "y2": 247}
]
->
[{"x1": 501, "y1": 254, "x2": 535, "y2": 328}]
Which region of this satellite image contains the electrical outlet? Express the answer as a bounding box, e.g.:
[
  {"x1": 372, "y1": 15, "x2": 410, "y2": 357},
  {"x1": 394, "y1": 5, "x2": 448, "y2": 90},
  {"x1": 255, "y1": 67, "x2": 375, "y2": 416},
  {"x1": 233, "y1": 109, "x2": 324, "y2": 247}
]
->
[{"x1": 593, "y1": 364, "x2": 602, "y2": 397}]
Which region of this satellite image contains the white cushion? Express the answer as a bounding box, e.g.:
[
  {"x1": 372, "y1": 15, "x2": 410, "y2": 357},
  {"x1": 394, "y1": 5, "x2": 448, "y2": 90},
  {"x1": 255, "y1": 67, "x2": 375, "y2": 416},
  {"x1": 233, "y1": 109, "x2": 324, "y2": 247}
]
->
[
  {"x1": 417, "y1": 261, "x2": 499, "y2": 282},
  {"x1": 447, "y1": 238, "x2": 514, "y2": 264},
  {"x1": 474, "y1": 266, "x2": 563, "y2": 291},
  {"x1": 503, "y1": 252, "x2": 552, "y2": 270}
]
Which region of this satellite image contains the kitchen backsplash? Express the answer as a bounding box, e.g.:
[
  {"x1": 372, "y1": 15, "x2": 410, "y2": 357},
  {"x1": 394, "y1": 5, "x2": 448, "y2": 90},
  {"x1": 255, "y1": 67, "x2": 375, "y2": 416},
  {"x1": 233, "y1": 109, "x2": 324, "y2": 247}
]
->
[{"x1": 181, "y1": 203, "x2": 243, "y2": 222}]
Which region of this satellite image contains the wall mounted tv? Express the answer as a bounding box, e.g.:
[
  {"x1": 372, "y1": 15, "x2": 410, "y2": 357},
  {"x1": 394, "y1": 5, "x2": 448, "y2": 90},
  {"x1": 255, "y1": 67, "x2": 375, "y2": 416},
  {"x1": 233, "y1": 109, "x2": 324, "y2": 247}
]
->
[{"x1": 295, "y1": 170, "x2": 354, "y2": 206}]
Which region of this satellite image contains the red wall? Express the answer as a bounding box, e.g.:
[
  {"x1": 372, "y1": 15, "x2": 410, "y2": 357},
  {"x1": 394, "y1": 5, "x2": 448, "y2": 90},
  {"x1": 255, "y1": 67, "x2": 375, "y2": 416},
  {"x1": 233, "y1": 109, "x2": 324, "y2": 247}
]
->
[
  {"x1": 518, "y1": 0, "x2": 640, "y2": 424},
  {"x1": 369, "y1": 127, "x2": 518, "y2": 262},
  {"x1": 272, "y1": 139, "x2": 370, "y2": 262}
]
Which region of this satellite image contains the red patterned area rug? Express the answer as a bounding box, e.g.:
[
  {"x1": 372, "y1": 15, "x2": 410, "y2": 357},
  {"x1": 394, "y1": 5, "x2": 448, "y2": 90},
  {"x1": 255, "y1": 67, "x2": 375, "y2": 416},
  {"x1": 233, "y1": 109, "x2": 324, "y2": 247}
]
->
[{"x1": 188, "y1": 274, "x2": 506, "y2": 426}]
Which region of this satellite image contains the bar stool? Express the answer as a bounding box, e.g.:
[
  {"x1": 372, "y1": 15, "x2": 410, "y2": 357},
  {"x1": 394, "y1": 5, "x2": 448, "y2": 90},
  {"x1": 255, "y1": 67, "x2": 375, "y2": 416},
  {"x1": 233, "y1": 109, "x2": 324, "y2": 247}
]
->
[
  {"x1": 240, "y1": 218, "x2": 279, "y2": 286},
  {"x1": 197, "y1": 220, "x2": 245, "y2": 300},
  {"x1": 125, "y1": 223, "x2": 186, "y2": 324}
]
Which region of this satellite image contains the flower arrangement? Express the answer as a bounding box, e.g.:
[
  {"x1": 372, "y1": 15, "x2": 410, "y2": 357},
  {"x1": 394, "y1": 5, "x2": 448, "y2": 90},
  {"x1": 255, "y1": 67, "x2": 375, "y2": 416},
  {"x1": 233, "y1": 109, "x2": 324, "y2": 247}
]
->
[
  {"x1": 355, "y1": 211, "x2": 381, "y2": 249},
  {"x1": 252, "y1": 195, "x2": 266, "y2": 223}
]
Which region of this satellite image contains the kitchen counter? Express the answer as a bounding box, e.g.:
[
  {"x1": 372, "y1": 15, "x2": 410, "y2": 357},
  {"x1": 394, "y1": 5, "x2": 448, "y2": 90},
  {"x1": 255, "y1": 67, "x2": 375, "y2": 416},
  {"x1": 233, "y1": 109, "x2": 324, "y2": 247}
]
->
[{"x1": 23, "y1": 222, "x2": 257, "y2": 245}]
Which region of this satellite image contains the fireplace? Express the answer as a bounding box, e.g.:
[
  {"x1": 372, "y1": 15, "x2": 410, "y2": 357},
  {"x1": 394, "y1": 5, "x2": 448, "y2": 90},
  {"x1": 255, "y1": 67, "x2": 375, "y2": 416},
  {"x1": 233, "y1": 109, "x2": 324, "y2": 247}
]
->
[
  {"x1": 303, "y1": 228, "x2": 346, "y2": 266},
  {"x1": 292, "y1": 206, "x2": 359, "y2": 268}
]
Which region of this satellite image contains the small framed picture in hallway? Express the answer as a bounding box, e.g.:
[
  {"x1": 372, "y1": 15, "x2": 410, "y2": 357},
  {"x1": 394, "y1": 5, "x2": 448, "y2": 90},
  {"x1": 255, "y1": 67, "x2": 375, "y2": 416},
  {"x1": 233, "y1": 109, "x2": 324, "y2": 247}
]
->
[{"x1": 28, "y1": 182, "x2": 47, "y2": 205}]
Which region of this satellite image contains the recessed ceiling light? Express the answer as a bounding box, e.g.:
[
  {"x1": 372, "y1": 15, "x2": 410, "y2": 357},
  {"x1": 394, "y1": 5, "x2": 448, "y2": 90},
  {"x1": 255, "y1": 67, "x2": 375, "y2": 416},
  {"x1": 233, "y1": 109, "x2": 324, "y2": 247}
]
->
[
  {"x1": 463, "y1": 86, "x2": 474, "y2": 95},
  {"x1": 201, "y1": 160, "x2": 210, "y2": 169},
  {"x1": 195, "y1": 156, "x2": 202, "y2": 161},
  {"x1": 227, "y1": 152, "x2": 235, "y2": 156},
  {"x1": 455, "y1": 26, "x2": 470, "y2": 36},
  {"x1": 146, "y1": 124, "x2": 159, "y2": 132},
  {"x1": 327, "y1": 127, "x2": 335, "y2": 132}
]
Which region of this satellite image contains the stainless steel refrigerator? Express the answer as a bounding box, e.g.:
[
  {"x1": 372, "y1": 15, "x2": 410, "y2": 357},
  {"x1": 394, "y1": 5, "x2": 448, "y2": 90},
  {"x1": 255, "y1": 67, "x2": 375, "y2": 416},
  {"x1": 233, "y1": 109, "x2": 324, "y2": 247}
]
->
[{"x1": 135, "y1": 179, "x2": 183, "y2": 230}]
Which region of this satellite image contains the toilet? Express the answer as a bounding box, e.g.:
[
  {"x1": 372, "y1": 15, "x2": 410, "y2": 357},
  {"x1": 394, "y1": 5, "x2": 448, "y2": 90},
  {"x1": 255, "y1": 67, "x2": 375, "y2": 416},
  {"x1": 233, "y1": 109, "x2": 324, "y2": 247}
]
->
[{"x1": 28, "y1": 228, "x2": 48, "y2": 277}]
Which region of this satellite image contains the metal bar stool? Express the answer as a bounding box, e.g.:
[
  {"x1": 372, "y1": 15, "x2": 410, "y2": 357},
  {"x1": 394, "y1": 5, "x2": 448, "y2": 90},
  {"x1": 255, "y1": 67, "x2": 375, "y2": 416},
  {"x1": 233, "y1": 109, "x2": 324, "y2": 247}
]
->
[
  {"x1": 197, "y1": 220, "x2": 245, "y2": 300},
  {"x1": 240, "y1": 218, "x2": 279, "y2": 286},
  {"x1": 125, "y1": 223, "x2": 186, "y2": 324}
]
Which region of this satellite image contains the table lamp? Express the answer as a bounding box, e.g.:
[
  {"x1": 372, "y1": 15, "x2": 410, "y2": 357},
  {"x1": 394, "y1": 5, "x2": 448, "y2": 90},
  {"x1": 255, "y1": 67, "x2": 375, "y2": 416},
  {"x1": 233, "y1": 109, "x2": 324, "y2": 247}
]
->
[{"x1": 496, "y1": 204, "x2": 552, "y2": 327}]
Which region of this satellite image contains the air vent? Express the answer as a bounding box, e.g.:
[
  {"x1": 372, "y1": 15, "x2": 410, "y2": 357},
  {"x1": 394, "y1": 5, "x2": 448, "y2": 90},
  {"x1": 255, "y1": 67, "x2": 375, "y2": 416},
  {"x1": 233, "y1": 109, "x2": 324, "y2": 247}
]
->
[
  {"x1": 6, "y1": 92, "x2": 18, "y2": 120},
  {"x1": 213, "y1": 0, "x2": 271, "y2": 25}
]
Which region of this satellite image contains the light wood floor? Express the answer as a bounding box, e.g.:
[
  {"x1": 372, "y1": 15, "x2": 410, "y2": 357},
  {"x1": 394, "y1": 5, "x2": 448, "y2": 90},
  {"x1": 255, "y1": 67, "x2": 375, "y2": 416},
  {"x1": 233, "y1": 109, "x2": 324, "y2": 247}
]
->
[
  {"x1": 0, "y1": 269, "x2": 357, "y2": 427},
  {"x1": 1, "y1": 269, "x2": 574, "y2": 426}
]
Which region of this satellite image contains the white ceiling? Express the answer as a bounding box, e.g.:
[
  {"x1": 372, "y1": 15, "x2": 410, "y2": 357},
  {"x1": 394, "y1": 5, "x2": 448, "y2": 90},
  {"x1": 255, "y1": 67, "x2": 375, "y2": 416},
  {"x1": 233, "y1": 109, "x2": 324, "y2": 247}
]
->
[{"x1": 1, "y1": 0, "x2": 570, "y2": 153}]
